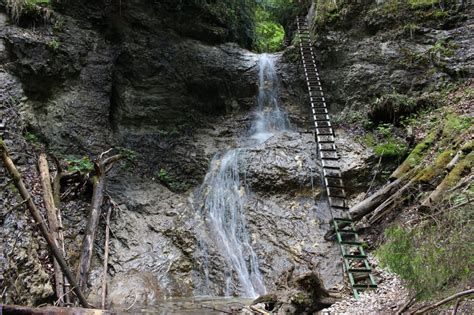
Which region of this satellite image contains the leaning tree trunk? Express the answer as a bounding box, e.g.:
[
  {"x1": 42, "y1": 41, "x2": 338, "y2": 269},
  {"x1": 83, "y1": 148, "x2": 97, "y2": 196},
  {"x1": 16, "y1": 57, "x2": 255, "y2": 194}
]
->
[
  {"x1": 38, "y1": 153, "x2": 65, "y2": 305},
  {"x1": 76, "y1": 164, "x2": 106, "y2": 292},
  {"x1": 76, "y1": 153, "x2": 122, "y2": 294},
  {"x1": 0, "y1": 140, "x2": 90, "y2": 308}
]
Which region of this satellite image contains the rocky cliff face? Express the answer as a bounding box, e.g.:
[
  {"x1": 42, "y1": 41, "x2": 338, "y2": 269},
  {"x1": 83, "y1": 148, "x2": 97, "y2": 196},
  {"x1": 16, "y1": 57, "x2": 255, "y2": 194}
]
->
[
  {"x1": 312, "y1": 2, "x2": 473, "y2": 115},
  {"x1": 1, "y1": 0, "x2": 471, "y2": 310}
]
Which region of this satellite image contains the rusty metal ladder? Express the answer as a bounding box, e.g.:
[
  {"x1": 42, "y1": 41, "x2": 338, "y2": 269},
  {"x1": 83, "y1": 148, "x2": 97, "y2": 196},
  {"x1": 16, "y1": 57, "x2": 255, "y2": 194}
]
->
[{"x1": 296, "y1": 15, "x2": 377, "y2": 299}]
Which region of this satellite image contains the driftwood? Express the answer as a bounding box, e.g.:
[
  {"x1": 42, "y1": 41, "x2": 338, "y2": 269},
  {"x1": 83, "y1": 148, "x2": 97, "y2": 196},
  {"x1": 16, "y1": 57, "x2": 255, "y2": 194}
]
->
[
  {"x1": 38, "y1": 153, "x2": 64, "y2": 305},
  {"x1": 412, "y1": 289, "x2": 474, "y2": 314},
  {"x1": 76, "y1": 152, "x2": 122, "y2": 293},
  {"x1": 0, "y1": 140, "x2": 90, "y2": 308},
  {"x1": 101, "y1": 205, "x2": 112, "y2": 309}
]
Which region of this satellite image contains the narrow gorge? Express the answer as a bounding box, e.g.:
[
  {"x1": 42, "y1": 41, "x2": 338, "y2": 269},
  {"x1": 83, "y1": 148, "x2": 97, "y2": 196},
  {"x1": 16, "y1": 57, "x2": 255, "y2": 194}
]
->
[{"x1": 0, "y1": 0, "x2": 472, "y2": 314}]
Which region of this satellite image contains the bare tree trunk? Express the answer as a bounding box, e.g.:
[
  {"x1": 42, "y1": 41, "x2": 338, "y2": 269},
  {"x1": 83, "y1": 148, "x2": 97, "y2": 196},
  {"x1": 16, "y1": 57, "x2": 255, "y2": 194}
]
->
[
  {"x1": 76, "y1": 164, "x2": 106, "y2": 292},
  {"x1": 369, "y1": 174, "x2": 419, "y2": 224},
  {"x1": 76, "y1": 153, "x2": 122, "y2": 293},
  {"x1": 0, "y1": 140, "x2": 90, "y2": 308},
  {"x1": 38, "y1": 153, "x2": 64, "y2": 305},
  {"x1": 349, "y1": 168, "x2": 417, "y2": 221},
  {"x1": 420, "y1": 152, "x2": 473, "y2": 209},
  {"x1": 101, "y1": 206, "x2": 112, "y2": 309}
]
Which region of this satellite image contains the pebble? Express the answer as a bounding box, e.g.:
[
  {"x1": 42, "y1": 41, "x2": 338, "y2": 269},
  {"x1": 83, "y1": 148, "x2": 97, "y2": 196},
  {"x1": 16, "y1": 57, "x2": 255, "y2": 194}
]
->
[{"x1": 320, "y1": 255, "x2": 409, "y2": 314}]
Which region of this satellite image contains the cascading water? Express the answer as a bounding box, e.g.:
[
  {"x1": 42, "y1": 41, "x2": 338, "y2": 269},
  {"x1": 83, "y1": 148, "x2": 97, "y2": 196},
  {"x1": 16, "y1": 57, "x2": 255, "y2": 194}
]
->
[{"x1": 196, "y1": 54, "x2": 289, "y2": 298}]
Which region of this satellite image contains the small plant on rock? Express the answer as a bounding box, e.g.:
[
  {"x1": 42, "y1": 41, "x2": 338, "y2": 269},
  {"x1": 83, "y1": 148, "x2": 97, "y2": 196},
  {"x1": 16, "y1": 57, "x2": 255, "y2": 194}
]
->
[{"x1": 65, "y1": 156, "x2": 94, "y2": 175}]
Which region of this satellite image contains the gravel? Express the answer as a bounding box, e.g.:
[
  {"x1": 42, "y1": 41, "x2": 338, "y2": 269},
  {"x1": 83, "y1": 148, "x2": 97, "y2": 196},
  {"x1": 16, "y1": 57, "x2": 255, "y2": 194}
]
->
[{"x1": 320, "y1": 256, "x2": 410, "y2": 314}]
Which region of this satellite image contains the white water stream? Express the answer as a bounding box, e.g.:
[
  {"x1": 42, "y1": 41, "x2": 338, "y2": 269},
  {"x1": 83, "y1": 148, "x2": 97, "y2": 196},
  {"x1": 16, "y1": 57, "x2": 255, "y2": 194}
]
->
[{"x1": 196, "y1": 54, "x2": 289, "y2": 297}]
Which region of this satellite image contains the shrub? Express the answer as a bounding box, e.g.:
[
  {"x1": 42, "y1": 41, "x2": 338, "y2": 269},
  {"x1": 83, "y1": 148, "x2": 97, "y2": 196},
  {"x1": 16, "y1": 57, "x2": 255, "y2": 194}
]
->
[
  {"x1": 378, "y1": 204, "x2": 473, "y2": 299},
  {"x1": 369, "y1": 93, "x2": 417, "y2": 126},
  {"x1": 6, "y1": 0, "x2": 51, "y2": 23},
  {"x1": 65, "y1": 156, "x2": 94, "y2": 174}
]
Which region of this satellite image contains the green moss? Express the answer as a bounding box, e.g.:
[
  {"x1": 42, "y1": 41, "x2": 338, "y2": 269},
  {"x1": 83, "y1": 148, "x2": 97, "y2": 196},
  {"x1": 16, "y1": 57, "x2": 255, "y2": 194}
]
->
[
  {"x1": 417, "y1": 166, "x2": 437, "y2": 182},
  {"x1": 47, "y1": 39, "x2": 60, "y2": 51},
  {"x1": 374, "y1": 141, "x2": 408, "y2": 159},
  {"x1": 435, "y1": 149, "x2": 455, "y2": 168},
  {"x1": 291, "y1": 292, "x2": 307, "y2": 305},
  {"x1": 444, "y1": 151, "x2": 474, "y2": 187},
  {"x1": 461, "y1": 140, "x2": 474, "y2": 153},
  {"x1": 393, "y1": 130, "x2": 437, "y2": 178},
  {"x1": 407, "y1": 131, "x2": 437, "y2": 167},
  {"x1": 443, "y1": 114, "x2": 472, "y2": 137},
  {"x1": 408, "y1": 0, "x2": 437, "y2": 10}
]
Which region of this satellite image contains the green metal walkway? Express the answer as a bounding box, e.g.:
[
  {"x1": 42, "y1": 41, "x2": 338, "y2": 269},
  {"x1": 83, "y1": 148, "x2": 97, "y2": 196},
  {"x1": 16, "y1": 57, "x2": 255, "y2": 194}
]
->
[{"x1": 296, "y1": 15, "x2": 377, "y2": 299}]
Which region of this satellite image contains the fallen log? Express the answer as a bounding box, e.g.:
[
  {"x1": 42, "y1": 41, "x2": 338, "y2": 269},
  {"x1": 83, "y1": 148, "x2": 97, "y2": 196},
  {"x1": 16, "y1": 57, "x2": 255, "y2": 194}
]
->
[
  {"x1": 420, "y1": 151, "x2": 473, "y2": 209},
  {"x1": 76, "y1": 152, "x2": 122, "y2": 294},
  {"x1": 0, "y1": 304, "x2": 115, "y2": 315},
  {"x1": 349, "y1": 167, "x2": 418, "y2": 221},
  {"x1": 369, "y1": 173, "x2": 420, "y2": 224},
  {"x1": 0, "y1": 139, "x2": 90, "y2": 308},
  {"x1": 38, "y1": 153, "x2": 64, "y2": 305}
]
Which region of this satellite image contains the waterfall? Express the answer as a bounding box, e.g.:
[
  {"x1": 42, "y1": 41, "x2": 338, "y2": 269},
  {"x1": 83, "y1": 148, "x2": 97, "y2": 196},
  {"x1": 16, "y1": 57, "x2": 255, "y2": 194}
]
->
[{"x1": 196, "y1": 54, "x2": 289, "y2": 298}]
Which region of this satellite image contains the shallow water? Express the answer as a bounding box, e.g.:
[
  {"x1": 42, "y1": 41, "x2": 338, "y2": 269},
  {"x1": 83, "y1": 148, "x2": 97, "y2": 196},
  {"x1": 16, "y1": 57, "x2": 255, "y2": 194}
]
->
[{"x1": 124, "y1": 297, "x2": 253, "y2": 315}]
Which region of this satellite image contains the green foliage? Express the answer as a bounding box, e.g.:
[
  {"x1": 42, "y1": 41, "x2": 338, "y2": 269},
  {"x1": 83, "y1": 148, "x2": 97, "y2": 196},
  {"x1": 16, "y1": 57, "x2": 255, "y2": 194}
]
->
[
  {"x1": 116, "y1": 147, "x2": 137, "y2": 170},
  {"x1": 314, "y1": 0, "x2": 341, "y2": 27},
  {"x1": 404, "y1": 22, "x2": 420, "y2": 39},
  {"x1": 24, "y1": 131, "x2": 40, "y2": 144},
  {"x1": 156, "y1": 168, "x2": 187, "y2": 191},
  {"x1": 53, "y1": 18, "x2": 65, "y2": 33},
  {"x1": 408, "y1": 0, "x2": 437, "y2": 10},
  {"x1": 253, "y1": 1, "x2": 288, "y2": 52},
  {"x1": 378, "y1": 197, "x2": 474, "y2": 299},
  {"x1": 255, "y1": 17, "x2": 285, "y2": 52},
  {"x1": 157, "y1": 168, "x2": 171, "y2": 182},
  {"x1": 206, "y1": 0, "x2": 257, "y2": 48},
  {"x1": 6, "y1": 0, "x2": 51, "y2": 23},
  {"x1": 364, "y1": 123, "x2": 408, "y2": 159},
  {"x1": 47, "y1": 39, "x2": 60, "y2": 50},
  {"x1": 65, "y1": 156, "x2": 94, "y2": 174}
]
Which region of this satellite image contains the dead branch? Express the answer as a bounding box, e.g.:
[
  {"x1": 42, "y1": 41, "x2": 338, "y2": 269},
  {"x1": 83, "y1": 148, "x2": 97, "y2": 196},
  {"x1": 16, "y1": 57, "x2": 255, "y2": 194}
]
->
[
  {"x1": 397, "y1": 294, "x2": 418, "y2": 314},
  {"x1": 446, "y1": 150, "x2": 463, "y2": 171},
  {"x1": 101, "y1": 205, "x2": 112, "y2": 309},
  {"x1": 0, "y1": 139, "x2": 90, "y2": 308},
  {"x1": 38, "y1": 153, "x2": 64, "y2": 305},
  {"x1": 76, "y1": 151, "x2": 122, "y2": 293},
  {"x1": 452, "y1": 298, "x2": 463, "y2": 315},
  {"x1": 412, "y1": 289, "x2": 474, "y2": 314}
]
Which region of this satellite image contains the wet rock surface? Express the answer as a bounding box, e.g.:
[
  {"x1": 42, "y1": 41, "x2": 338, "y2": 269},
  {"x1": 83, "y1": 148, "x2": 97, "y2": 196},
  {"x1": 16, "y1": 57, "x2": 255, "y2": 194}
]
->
[{"x1": 245, "y1": 132, "x2": 318, "y2": 193}]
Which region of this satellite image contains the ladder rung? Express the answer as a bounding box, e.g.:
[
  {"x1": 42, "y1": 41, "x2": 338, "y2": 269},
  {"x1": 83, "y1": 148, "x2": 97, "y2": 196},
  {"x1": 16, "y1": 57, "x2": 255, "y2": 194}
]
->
[
  {"x1": 329, "y1": 196, "x2": 348, "y2": 208},
  {"x1": 315, "y1": 115, "x2": 330, "y2": 121},
  {"x1": 325, "y1": 177, "x2": 343, "y2": 187},
  {"x1": 320, "y1": 150, "x2": 338, "y2": 159},
  {"x1": 317, "y1": 134, "x2": 334, "y2": 142},
  {"x1": 343, "y1": 253, "x2": 367, "y2": 259},
  {"x1": 327, "y1": 187, "x2": 346, "y2": 198}
]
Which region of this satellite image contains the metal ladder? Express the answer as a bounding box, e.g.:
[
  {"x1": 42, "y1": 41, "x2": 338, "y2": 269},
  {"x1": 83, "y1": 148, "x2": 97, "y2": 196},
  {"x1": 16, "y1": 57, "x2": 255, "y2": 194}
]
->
[{"x1": 296, "y1": 15, "x2": 377, "y2": 299}]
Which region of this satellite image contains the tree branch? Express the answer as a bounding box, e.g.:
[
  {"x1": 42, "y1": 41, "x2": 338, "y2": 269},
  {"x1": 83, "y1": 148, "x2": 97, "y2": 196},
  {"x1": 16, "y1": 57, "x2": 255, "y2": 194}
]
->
[{"x1": 0, "y1": 139, "x2": 90, "y2": 308}]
